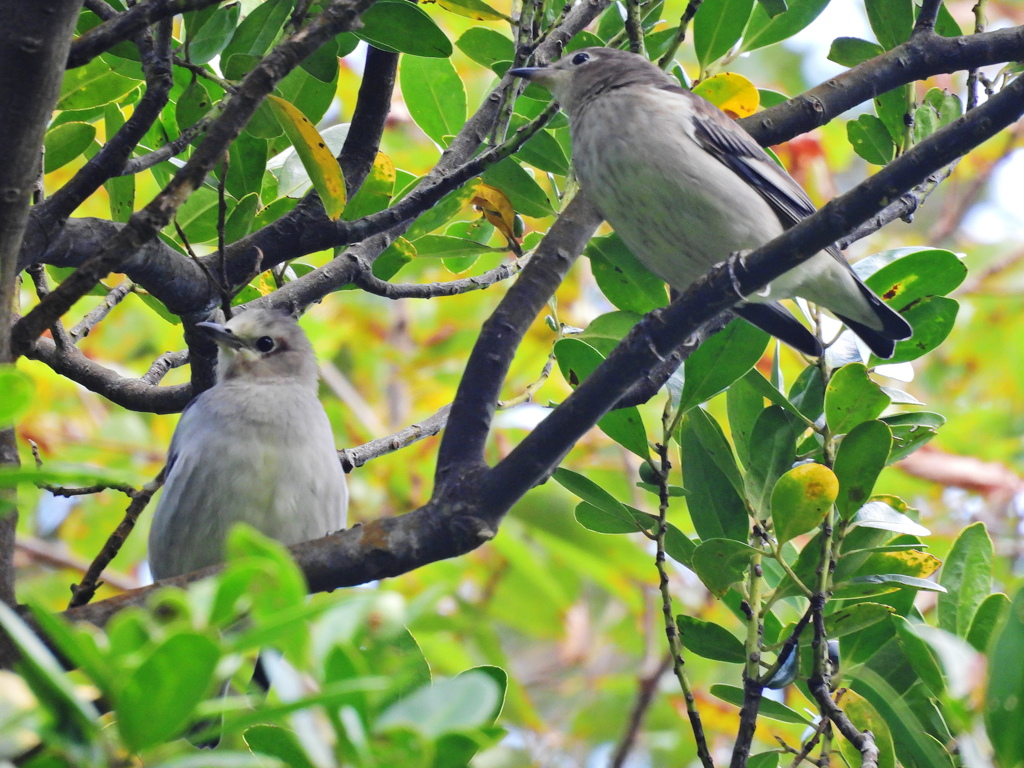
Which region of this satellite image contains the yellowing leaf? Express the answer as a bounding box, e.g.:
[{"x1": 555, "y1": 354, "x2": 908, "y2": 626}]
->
[
  {"x1": 471, "y1": 182, "x2": 518, "y2": 243},
  {"x1": 265, "y1": 95, "x2": 347, "y2": 219},
  {"x1": 771, "y1": 463, "x2": 839, "y2": 544},
  {"x1": 693, "y1": 72, "x2": 760, "y2": 119}
]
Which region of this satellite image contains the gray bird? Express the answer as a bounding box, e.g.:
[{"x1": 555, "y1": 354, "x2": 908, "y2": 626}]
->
[
  {"x1": 511, "y1": 47, "x2": 912, "y2": 358},
  {"x1": 148, "y1": 309, "x2": 348, "y2": 580}
]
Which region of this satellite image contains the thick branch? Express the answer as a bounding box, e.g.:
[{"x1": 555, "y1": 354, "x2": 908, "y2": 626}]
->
[
  {"x1": 742, "y1": 25, "x2": 1024, "y2": 146},
  {"x1": 11, "y1": 0, "x2": 377, "y2": 359},
  {"x1": 68, "y1": 0, "x2": 227, "y2": 68}
]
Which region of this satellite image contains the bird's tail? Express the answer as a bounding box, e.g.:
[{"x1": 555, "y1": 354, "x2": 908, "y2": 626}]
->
[{"x1": 833, "y1": 279, "x2": 913, "y2": 359}]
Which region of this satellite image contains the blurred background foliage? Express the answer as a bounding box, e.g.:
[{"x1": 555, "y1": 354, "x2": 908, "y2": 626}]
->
[{"x1": 7, "y1": 0, "x2": 1024, "y2": 765}]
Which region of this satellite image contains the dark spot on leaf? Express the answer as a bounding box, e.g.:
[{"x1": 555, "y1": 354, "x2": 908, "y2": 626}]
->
[
  {"x1": 569, "y1": 370, "x2": 579, "y2": 386},
  {"x1": 883, "y1": 284, "x2": 900, "y2": 299}
]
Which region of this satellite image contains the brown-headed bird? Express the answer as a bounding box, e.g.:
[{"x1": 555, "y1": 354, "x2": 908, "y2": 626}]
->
[{"x1": 511, "y1": 47, "x2": 911, "y2": 358}]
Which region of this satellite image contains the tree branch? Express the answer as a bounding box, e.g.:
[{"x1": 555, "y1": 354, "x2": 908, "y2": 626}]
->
[
  {"x1": 68, "y1": 0, "x2": 227, "y2": 68},
  {"x1": 338, "y1": 404, "x2": 452, "y2": 472},
  {"x1": 11, "y1": 0, "x2": 378, "y2": 359}
]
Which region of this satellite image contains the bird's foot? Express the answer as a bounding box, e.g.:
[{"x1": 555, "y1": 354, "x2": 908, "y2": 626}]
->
[{"x1": 725, "y1": 249, "x2": 753, "y2": 299}]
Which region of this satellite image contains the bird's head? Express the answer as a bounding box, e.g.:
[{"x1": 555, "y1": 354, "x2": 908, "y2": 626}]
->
[
  {"x1": 198, "y1": 309, "x2": 319, "y2": 387},
  {"x1": 510, "y1": 47, "x2": 672, "y2": 113}
]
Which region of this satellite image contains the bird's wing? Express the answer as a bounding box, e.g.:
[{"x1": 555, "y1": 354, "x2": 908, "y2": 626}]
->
[{"x1": 665, "y1": 85, "x2": 844, "y2": 257}]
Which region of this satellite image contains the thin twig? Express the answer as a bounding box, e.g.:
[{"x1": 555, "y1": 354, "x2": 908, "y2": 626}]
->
[
  {"x1": 658, "y1": 0, "x2": 704, "y2": 69},
  {"x1": 67, "y1": 469, "x2": 166, "y2": 608},
  {"x1": 338, "y1": 404, "x2": 452, "y2": 472},
  {"x1": 609, "y1": 653, "x2": 672, "y2": 768},
  {"x1": 353, "y1": 253, "x2": 529, "y2": 300},
  {"x1": 141, "y1": 350, "x2": 190, "y2": 385},
  {"x1": 16, "y1": 537, "x2": 139, "y2": 592},
  {"x1": 654, "y1": 407, "x2": 714, "y2": 768},
  {"x1": 69, "y1": 280, "x2": 134, "y2": 343}
]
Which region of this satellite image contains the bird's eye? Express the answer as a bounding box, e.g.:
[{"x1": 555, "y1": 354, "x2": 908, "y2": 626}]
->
[
  {"x1": 571, "y1": 52, "x2": 590, "y2": 65},
  {"x1": 255, "y1": 336, "x2": 276, "y2": 353}
]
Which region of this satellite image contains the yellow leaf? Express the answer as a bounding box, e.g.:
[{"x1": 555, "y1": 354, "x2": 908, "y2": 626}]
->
[
  {"x1": 693, "y1": 73, "x2": 760, "y2": 119},
  {"x1": 771, "y1": 463, "x2": 839, "y2": 545},
  {"x1": 471, "y1": 182, "x2": 518, "y2": 243},
  {"x1": 265, "y1": 95, "x2": 347, "y2": 220}
]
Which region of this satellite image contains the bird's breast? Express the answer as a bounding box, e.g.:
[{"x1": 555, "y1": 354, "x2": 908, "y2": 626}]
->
[{"x1": 570, "y1": 90, "x2": 785, "y2": 292}]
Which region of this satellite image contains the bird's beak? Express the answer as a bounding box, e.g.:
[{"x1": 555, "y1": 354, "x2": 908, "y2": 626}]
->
[
  {"x1": 509, "y1": 66, "x2": 545, "y2": 80},
  {"x1": 197, "y1": 321, "x2": 244, "y2": 350},
  {"x1": 509, "y1": 65, "x2": 560, "y2": 88}
]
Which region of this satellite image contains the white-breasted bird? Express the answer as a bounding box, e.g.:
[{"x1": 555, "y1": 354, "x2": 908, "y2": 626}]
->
[
  {"x1": 510, "y1": 47, "x2": 912, "y2": 358},
  {"x1": 148, "y1": 309, "x2": 348, "y2": 580}
]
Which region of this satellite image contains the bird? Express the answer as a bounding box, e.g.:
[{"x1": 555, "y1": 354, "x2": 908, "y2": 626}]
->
[
  {"x1": 510, "y1": 47, "x2": 912, "y2": 358},
  {"x1": 148, "y1": 309, "x2": 348, "y2": 580}
]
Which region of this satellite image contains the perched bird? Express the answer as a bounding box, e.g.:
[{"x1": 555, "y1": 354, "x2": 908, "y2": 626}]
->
[
  {"x1": 510, "y1": 47, "x2": 912, "y2": 358},
  {"x1": 148, "y1": 309, "x2": 347, "y2": 580}
]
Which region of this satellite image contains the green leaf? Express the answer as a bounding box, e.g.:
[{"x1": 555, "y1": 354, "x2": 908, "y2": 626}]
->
[
  {"x1": 935, "y1": 3, "x2": 962, "y2": 37},
  {"x1": 0, "y1": 366, "x2": 34, "y2": 425},
  {"x1": 788, "y1": 365, "x2": 825, "y2": 422},
  {"x1": 847, "y1": 573, "x2": 946, "y2": 593},
  {"x1": 912, "y1": 88, "x2": 963, "y2": 144},
  {"x1": 116, "y1": 632, "x2": 220, "y2": 751},
  {"x1": 892, "y1": 616, "x2": 945, "y2": 697},
  {"x1": 266, "y1": 95, "x2": 346, "y2": 219},
  {"x1": 880, "y1": 296, "x2": 957, "y2": 364},
  {"x1": 744, "y1": 405, "x2": 799, "y2": 517},
  {"x1": 175, "y1": 78, "x2": 213, "y2": 134},
  {"x1": 824, "y1": 363, "x2": 890, "y2": 435},
  {"x1": 554, "y1": 467, "x2": 631, "y2": 521},
  {"x1": 866, "y1": 0, "x2": 913, "y2": 50},
  {"x1": 755, "y1": 0, "x2": 787, "y2": 17},
  {"x1": 710, "y1": 683, "x2": 813, "y2": 723},
  {"x1": 376, "y1": 672, "x2": 500, "y2": 738},
  {"x1": 552, "y1": 339, "x2": 647, "y2": 454},
  {"x1": 226, "y1": 132, "x2": 268, "y2": 200},
  {"x1": 847, "y1": 114, "x2": 895, "y2": 165},
  {"x1": 0, "y1": 602, "x2": 99, "y2": 742},
  {"x1": 966, "y1": 592, "x2": 1009, "y2": 653},
  {"x1": 481, "y1": 157, "x2": 554, "y2": 218},
  {"x1": 574, "y1": 501, "x2": 644, "y2": 534},
  {"x1": 244, "y1": 725, "x2": 316, "y2": 768},
  {"x1": 186, "y1": 2, "x2": 240, "y2": 64},
  {"x1": 344, "y1": 152, "x2": 396, "y2": 219},
  {"x1": 43, "y1": 121, "x2": 96, "y2": 173},
  {"x1": 862, "y1": 246, "x2": 964, "y2": 306},
  {"x1": 693, "y1": 0, "x2": 755, "y2": 68},
  {"x1": 437, "y1": 0, "x2": 508, "y2": 21},
  {"x1": 851, "y1": 499, "x2": 929, "y2": 537},
  {"x1": 873, "y1": 85, "x2": 911, "y2": 144},
  {"x1": 740, "y1": 0, "x2": 830, "y2": 53},
  {"x1": 404, "y1": 182, "x2": 477, "y2": 239},
  {"x1": 833, "y1": 420, "x2": 892, "y2": 520},
  {"x1": 456, "y1": 28, "x2": 514, "y2": 69},
  {"x1": 826, "y1": 603, "x2": 895, "y2": 638},
  {"x1": 835, "y1": 688, "x2": 897, "y2": 768},
  {"x1": 225, "y1": 192, "x2": 259, "y2": 242},
  {"x1": 679, "y1": 410, "x2": 749, "y2": 542},
  {"x1": 881, "y1": 411, "x2": 944, "y2": 463},
  {"x1": 679, "y1": 320, "x2": 769, "y2": 412},
  {"x1": 828, "y1": 36, "x2": 885, "y2": 67},
  {"x1": 725, "y1": 370, "x2": 766, "y2": 470},
  {"x1": 586, "y1": 233, "x2": 669, "y2": 314},
  {"x1": 355, "y1": 0, "x2": 452, "y2": 57},
  {"x1": 676, "y1": 615, "x2": 746, "y2": 662},
  {"x1": 577, "y1": 311, "x2": 642, "y2": 356},
  {"x1": 58, "y1": 56, "x2": 140, "y2": 110},
  {"x1": 937, "y1": 521, "x2": 993, "y2": 637},
  {"x1": 851, "y1": 668, "x2": 956, "y2": 768},
  {"x1": 513, "y1": 121, "x2": 570, "y2": 175},
  {"x1": 771, "y1": 463, "x2": 838, "y2": 544},
  {"x1": 400, "y1": 54, "x2": 466, "y2": 148},
  {"x1": 103, "y1": 106, "x2": 135, "y2": 223},
  {"x1": 412, "y1": 235, "x2": 496, "y2": 260},
  {"x1": 222, "y1": 0, "x2": 290, "y2": 61},
  {"x1": 986, "y1": 586, "x2": 1024, "y2": 766},
  {"x1": 748, "y1": 754, "x2": 780, "y2": 768},
  {"x1": 687, "y1": 406, "x2": 745, "y2": 500},
  {"x1": 691, "y1": 539, "x2": 759, "y2": 597}
]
